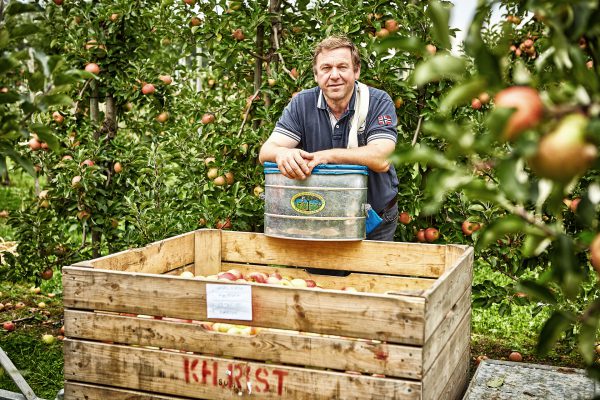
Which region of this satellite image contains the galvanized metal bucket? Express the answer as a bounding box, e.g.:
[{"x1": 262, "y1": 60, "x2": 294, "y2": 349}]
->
[{"x1": 263, "y1": 162, "x2": 368, "y2": 241}]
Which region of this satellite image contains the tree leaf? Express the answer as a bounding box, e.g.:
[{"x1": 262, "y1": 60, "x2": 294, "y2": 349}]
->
[
  {"x1": 412, "y1": 55, "x2": 467, "y2": 86},
  {"x1": 476, "y1": 215, "x2": 527, "y2": 250},
  {"x1": 439, "y1": 77, "x2": 487, "y2": 114},
  {"x1": 0, "y1": 143, "x2": 34, "y2": 176},
  {"x1": 537, "y1": 311, "x2": 574, "y2": 356},
  {"x1": 375, "y1": 36, "x2": 424, "y2": 54},
  {"x1": 426, "y1": 0, "x2": 452, "y2": 50},
  {"x1": 517, "y1": 280, "x2": 557, "y2": 305}
]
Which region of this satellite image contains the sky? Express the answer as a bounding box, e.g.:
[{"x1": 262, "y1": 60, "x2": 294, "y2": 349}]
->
[{"x1": 449, "y1": 0, "x2": 478, "y2": 51}]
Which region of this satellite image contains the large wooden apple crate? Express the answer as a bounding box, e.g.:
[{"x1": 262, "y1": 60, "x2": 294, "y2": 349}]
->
[{"x1": 62, "y1": 229, "x2": 473, "y2": 400}]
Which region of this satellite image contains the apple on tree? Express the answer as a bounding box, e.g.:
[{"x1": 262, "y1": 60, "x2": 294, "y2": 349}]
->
[{"x1": 494, "y1": 86, "x2": 543, "y2": 141}]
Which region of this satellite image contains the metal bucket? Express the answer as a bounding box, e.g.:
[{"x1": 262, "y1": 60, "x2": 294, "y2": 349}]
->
[{"x1": 263, "y1": 162, "x2": 368, "y2": 241}]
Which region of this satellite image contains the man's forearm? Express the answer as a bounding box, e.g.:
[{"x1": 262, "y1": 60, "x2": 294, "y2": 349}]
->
[{"x1": 312, "y1": 146, "x2": 391, "y2": 172}]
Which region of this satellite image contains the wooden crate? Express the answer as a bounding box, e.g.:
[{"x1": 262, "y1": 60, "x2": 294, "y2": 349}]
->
[{"x1": 62, "y1": 230, "x2": 473, "y2": 400}]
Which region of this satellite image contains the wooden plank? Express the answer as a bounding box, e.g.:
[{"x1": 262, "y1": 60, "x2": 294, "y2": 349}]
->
[
  {"x1": 62, "y1": 267, "x2": 426, "y2": 344},
  {"x1": 221, "y1": 262, "x2": 435, "y2": 294},
  {"x1": 437, "y1": 345, "x2": 470, "y2": 400},
  {"x1": 64, "y1": 339, "x2": 421, "y2": 400},
  {"x1": 195, "y1": 230, "x2": 221, "y2": 276},
  {"x1": 422, "y1": 286, "x2": 470, "y2": 374},
  {"x1": 65, "y1": 382, "x2": 191, "y2": 399},
  {"x1": 0, "y1": 347, "x2": 37, "y2": 400},
  {"x1": 220, "y1": 231, "x2": 447, "y2": 278},
  {"x1": 421, "y1": 311, "x2": 471, "y2": 400},
  {"x1": 422, "y1": 246, "x2": 473, "y2": 341},
  {"x1": 65, "y1": 309, "x2": 423, "y2": 379},
  {"x1": 82, "y1": 231, "x2": 195, "y2": 273}
]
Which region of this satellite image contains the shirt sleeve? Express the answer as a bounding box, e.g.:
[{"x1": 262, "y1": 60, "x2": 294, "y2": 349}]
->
[
  {"x1": 273, "y1": 97, "x2": 303, "y2": 143},
  {"x1": 365, "y1": 92, "x2": 398, "y2": 144}
]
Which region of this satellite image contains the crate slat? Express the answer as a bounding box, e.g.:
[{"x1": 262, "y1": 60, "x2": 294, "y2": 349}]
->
[
  {"x1": 84, "y1": 231, "x2": 195, "y2": 273},
  {"x1": 63, "y1": 266, "x2": 426, "y2": 344},
  {"x1": 64, "y1": 340, "x2": 422, "y2": 400},
  {"x1": 195, "y1": 230, "x2": 221, "y2": 276},
  {"x1": 65, "y1": 309, "x2": 423, "y2": 379},
  {"x1": 220, "y1": 231, "x2": 446, "y2": 278},
  {"x1": 65, "y1": 382, "x2": 191, "y2": 399},
  {"x1": 423, "y1": 246, "x2": 473, "y2": 341},
  {"x1": 422, "y1": 311, "x2": 471, "y2": 400}
]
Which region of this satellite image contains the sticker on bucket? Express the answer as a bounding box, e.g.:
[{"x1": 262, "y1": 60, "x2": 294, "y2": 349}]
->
[{"x1": 290, "y1": 192, "x2": 325, "y2": 215}]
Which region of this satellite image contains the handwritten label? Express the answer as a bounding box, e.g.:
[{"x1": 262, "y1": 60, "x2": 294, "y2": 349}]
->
[{"x1": 206, "y1": 284, "x2": 252, "y2": 320}]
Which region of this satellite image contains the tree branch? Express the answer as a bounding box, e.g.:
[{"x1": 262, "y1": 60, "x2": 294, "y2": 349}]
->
[{"x1": 237, "y1": 89, "x2": 260, "y2": 137}]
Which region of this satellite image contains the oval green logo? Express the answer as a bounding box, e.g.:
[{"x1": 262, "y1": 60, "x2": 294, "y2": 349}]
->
[{"x1": 290, "y1": 192, "x2": 325, "y2": 215}]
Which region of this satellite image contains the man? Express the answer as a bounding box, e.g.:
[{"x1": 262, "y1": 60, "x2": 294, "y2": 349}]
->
[{"x1": 259, "y1": 35, "x2": 399, "y2": 241}]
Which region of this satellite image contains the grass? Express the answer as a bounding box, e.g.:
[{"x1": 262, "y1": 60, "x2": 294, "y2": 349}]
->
[
  {"x1": 0, "y1": 277, "x2": 64, "y2": 399},
  {"x1": 0, "y1": 168, "x2": 36, "y2": 240}
]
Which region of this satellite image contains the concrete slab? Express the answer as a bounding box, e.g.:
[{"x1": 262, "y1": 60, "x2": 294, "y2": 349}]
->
[{"x1": 463, "y1": 359, "x2": 600, "y2": 400}]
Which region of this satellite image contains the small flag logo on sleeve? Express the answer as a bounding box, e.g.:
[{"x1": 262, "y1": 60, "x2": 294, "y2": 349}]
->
[{"x1": 377, "y1": 115, "x2": 392, "y2": 125}]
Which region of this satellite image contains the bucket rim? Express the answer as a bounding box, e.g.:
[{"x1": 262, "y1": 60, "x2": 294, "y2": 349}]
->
[{"x1": 263, "y1": 162, "x2": 368, "y2": 174}]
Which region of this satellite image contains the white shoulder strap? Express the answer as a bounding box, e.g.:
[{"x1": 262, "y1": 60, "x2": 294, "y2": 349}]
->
[{"x1": 348, "y1": 82, "x2": 370, "y2": 149}]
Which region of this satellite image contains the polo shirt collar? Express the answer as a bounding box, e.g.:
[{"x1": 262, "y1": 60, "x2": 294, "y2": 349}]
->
[{"x1": 316, "y1": 82, "x2": 359, "y2": 112}]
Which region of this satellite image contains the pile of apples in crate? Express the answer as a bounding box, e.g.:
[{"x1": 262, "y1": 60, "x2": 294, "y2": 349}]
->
[{"x1": 179, "y1": 268, "x2": 359, "y2": 292}]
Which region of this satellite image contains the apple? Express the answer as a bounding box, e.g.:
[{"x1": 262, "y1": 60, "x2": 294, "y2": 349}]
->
[
  {"x1": 204, "y1": 157, "x2": 216, "y2": 166},
  {"x1": 478, "y1": 92, "x2": 491, "y2": 104},
  {"x1": 28, "y1": 138, "x2": 42, "y2": 151},
  {"x1": 590, "y1": 234, "x2": 600, "y2": 273},
  {"x1": 37, "y1": 302, "x2": 46, "y2": 309},
  {"x1": 290, "y1": 67, "x2": 300, "y2": 79},
  {"x1": 84, "y1": 63, "x2": 100, "y2": 75},
  {"x1": 40, "y1": 142, "x2": 49, "y2": 151},
  {"x1": 291, "y1": 278, "x2": 308, "y2": 288},
  {"x1": 38, "y1": 190, "x2": 49, "y2": 200},
  {"x1": 253, "y1": 186, "x2": 264, "y2": 197},
  {"x1": 471, "y1": 98, "x2": 482, "y2": 110},
  {"x1": 71, "y1": 175, "x2": 82, "y2": 188},
  {"x1": 81, "y1": 159, "x2": 94, "y2": 167},
  {"x1": 269, "y1": 272, "x2": 282, "y2": 280},
  {"x1": 248, "y1": 272, "x2": 268, "y2": 283},
  {"x1": 3, "y1": 321, "x2": 15, "y2": 332},
  {"x1": 475, "y1": 355, "x2": 488, "y2": 365},
  {"x1": 232, "y1": 28, "x2": 244, "y2": 41},
  {"x1": 425, "y1": 44, "x2": 437, "y2": 55},
  {"x1": 41, "y1": 268, "x2": 53, "y2": 280},
  {"x1": 114, "y1": 162, "x2": 123, "y2": 174},
  {"x1": 268, "y1": 78, "x2": 276, "y2": 87},
  {"x1": 207, "y1": 78, "x2": 216, "y2": 87},
  {"x1": 53, "y1": 0, "x2": 63, "y2": 5},
  {"x1": 424, "y1": 227, "x2": 439, "y2": 242},
  {"x1": 508, "y1": 351, "x2": 522, "y2": 362},
  {"x1": 213, "y1": 176, "x2": 226, "y2": 186},
  {"x1": 216, "y1": 218, "x2": 232, "y2": 229},
  {"x1": 207, "y1": 168, "x2": 219, "y2": 180},
  {"x1": 375, "y1": 28, "x2": 389, "y2": 39},
  {"x1": 225, "y1": 171, "x2": 234, "y2": 185},
  {"x1": 568, "y1": 198, "x2": 581, "y2": 212},
  {"x1": 291, "y1": 91, "x2": 299, "y2": 98},
  {"x1": 394, "y1": 97, "x2": 404, "y2": 109},
  {"x1": 398, "y1": 212, "x2": 411, "y2": 225},
  {"x1": 42, "y1": 334, "x2": 56, "y2": 345},
  {"x1": 201, "y1": 113, "x2": 215, "y2": 124},
  {"x1": 159, "y1": 75, "x2": 172, "y2": 85},
  {"x1": 77, "y1": 210, "x2": 90, "y2": 220},
  {"x1": 305, "y1": 279, "x2": 317, "y2": 288},
  {"x1": 529, "y1": 114, "x2": 596, "y2": 182},
  {"x1": 156, "y1": 112, "x2": 169, "y2": 123},
  {"x1": 384, "y1": 19, "x2": 399, "y2": 33},
  {"x1": 218, "y1": 271, "x2": 237, "y2": 281},
  {"x1": 461, "y1": 221, "x2": 481, "y2": 236},
  {"x1": 416, "y1": 229, "x2": 426, "y2": 243},
  {"x1": 109, "y1": 13, "x2": 119, "y2": 22},
  {"x1": 226, "y1": 269, "x2": 243, "y2": 280},
  {"x1": 587, "y1": 60, "x2": 594, "y2": 69},
  {"x1": 180, "y1": 271, "x2": 194, "y2": 279},
  {"x1": 190, "y1": 17, "x2": 202, "y2": 27},
  {"x1": 62, "y1": 155, "x2": 73, "y2": 161},
  {"x1": 494, "y1": 86, "x2": 543, "y2": 141},
  {"x1": 183, "y1": 0, "x2": 195, "y2": 4},
  {"x1": 30, "y1": 286, "x2": 41, "y2": 294},
  {"x1": 266, "y1": 276, "x2": 281, "y2": 284},
  {"x1": 0, "y1": 210, "x2": 8, "y2": 218},
  {"x1": 198, "y1": 218, "x2": 207, "y2": 227},
  {"x1": 141, "y1": 83, "x2": 155, "y2": 95},
  {"x1": 52, "y1": 111, "x2": 64, "y2": 124},
  {"x1": 15, "y1": 302, "x2": 25, "y2": 309}
]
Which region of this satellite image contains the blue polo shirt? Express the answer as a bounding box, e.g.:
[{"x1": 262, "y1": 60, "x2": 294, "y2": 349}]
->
[{"x1": 271, "y1": 83, "x2": 399, "y2": 214}]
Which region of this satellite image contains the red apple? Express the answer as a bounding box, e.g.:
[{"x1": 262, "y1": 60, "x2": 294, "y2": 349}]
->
[
  {"x1": 109, "y1": 13, "x2": 119, "y2": 22},
  {"x1": 190, "y1": 17, "x2": 202, "y2": 27},
  {"x1": 232, "y1": 28, "x2": 244, "y2": 41},
  {"x1": 28, "y1": 138, "x2": 42, "y2": 151},
  {"x1": 84, "y1": 63, "x2": 100, "y2": 75},
  {"x1": 590, "y1": 234, "x2": 600, "y2": 274},
  {"x1": 508, "y1": 351, "x2": 522, "y2": 362},
  {"x1": 425, "y1": 44, "x2": 437, "y2": 55},
  {"x1": 41, "y1": 268, "x2": 53, "y2": 280},
  {"x1": 3, "y1": 321, "x2": 15, "y2": 332},
  {"x1": 114, "y1": 162, "x2": 123, "y2": 174},
  {"x1": 290, "y1": 67, "x2": 300, "y2": 79},
  {"x1": 494, "y1": 86, "x2": 543, "y2": 141},
  {"x1": 52, "y1": 111, "x2": 64, "y2": 124},
  {"x1": 461, "y1": 221, "x2": 481, "y2": 236},
  {"x1": 384, "y1": 19, "x2": 399, "y2": 33},
  {"x1": 471, "y1": 98, "x2": 482, "y2": 110},
  {"x1": 71, "y1": 175, "x2": 82, "y2": 188},
  {"x1": 53, "y1": 0, "x2": 63, "y2": 5},
  {"x1": 141, "y1": 83, "x2": 155, "y2": 95},
  {"x1": 216, "y1": 218, "x2": 232, "y2": 229},
  {"x1": 213, "y1": 176, "x2": 226, "y2": 186},
  {"x1": 156, "y1": 112, "x2": 169, "y2": 123},
  {"x1": 201, "y1": 113, "x2": 215, "y2": 124},
  {"x1": 394, "y1": 97, "x2": 404, "y2": 109},
  {"x1": 424, "y1": 227, "x2": 439, "y2": 242},
  {"x1": 217, "y1": 272, "x2": 237, "y2": 281},
  {"x1": 398, "y1": 212, "x2": 411, "y2": 225},
  {"x1": 305, "y1": 279, "x2": 317, "y2": 288},
  {"x1": 375, "y1": 28, "x2": 389, "y2": 39},
  {"x1": 248, "y1": 272, "x2": 268, "y2": 283},
  {"x1": 81, "y1": 159, "x2": 94, "y2": 167},
  {"x1": 159, "y1": 75, "x2": 173, "y2": 85},
  {"x1": 416, "y1": 229, "x2": 426, "y2": 243},
  {"x1": 478, "y1": 92, "x2": 491, "y2": 104},
  {"x1": 226, "y1": 269, "x2": 243, "y2": 280},
  {"x1": 225, "y1": 171, "x2": 234, "y2": 185}
]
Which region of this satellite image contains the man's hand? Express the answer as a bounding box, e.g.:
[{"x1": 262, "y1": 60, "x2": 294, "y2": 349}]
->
[{"x1": 275, "y1": 148, "x2": 314, "y2": 179}]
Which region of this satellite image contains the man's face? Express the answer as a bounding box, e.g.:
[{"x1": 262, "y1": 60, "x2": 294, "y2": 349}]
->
[{"x1": 313, "y1": 47, "x2": 360, "y2": 104}]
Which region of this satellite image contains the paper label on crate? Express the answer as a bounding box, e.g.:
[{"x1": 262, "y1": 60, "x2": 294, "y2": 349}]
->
[{"x1": 206, "y1": 284, "x2": 252, "y2": 320}]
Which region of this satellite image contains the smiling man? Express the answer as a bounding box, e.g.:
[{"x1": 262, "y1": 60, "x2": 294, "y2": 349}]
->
[{"x1": 259, "y1": 35, "x2": 399, "y2": 241}]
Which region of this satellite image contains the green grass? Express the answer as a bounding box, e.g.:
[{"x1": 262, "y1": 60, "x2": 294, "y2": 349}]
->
[{"x1": 0, "y1": 278, "x2": 64, "y2": 400}]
